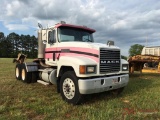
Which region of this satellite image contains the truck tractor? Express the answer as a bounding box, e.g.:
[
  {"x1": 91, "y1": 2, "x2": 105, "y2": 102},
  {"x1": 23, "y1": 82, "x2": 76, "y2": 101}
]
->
[{"x1": 14, "y1": 21, "x2": 129, "y2": 105}]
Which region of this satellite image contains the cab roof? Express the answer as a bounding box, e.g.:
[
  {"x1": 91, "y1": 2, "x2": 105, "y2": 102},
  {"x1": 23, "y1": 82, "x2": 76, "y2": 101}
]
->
[{"x1": 54, "y1": 23, "x2": 96, "y2": 33}]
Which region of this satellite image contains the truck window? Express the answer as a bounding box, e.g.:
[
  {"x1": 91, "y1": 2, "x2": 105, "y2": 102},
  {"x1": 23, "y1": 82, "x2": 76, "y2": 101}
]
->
[
  {"x1": 58, "y1": 27, "x2": 94, "y2": 42},
  {"x1": 59, "y1": 34, "x2": 74, "y2": 41}
]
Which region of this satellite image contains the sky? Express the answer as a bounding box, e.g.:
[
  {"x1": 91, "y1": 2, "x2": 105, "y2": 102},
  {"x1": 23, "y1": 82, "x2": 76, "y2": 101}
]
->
[{"x1": 0, "y1": 0, "x2": 160, "y2": 56}]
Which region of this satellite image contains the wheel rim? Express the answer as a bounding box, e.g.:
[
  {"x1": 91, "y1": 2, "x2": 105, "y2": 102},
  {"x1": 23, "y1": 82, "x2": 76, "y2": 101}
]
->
[
  {"x1": 16, "y1": 68, "x2": 19, "y2": 78},
  {"x1": 63, "y1": 78, "x2": 75, "y2": 99},
  {"x1": 22, "y1": 69, "x2": 25, "y2": 81}
]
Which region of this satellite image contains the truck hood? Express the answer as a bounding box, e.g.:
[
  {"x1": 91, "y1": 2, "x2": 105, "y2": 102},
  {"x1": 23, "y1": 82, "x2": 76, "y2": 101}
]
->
[{"x1": 58, "y1": 42, "x2": 120, "y2": 50}]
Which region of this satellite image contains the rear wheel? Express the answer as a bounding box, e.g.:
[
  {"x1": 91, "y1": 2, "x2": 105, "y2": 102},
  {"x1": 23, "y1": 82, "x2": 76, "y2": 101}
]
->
[
  {"x1": 60, "y1": 71, "x2": 83, "y2": 105},
  {"x1": 15, "y1": 64, "x2": 22, "y2": 80},
  {"x1": 21, "y1": 64, "x2": 32, "y2": 83},
  {"x1": 31, "y1": 72, "x2": 38, "y2": 83}
]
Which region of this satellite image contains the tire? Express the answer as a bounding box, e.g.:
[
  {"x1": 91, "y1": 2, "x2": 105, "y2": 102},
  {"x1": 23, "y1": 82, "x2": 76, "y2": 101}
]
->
[
  {"x1": 60, "y1": 71, "x2": 83, "y2": 105},
  {"x1": 21, "y1": 64, "x2": 32, "y2": 83},
  {"x1": 31, "y1": 72, "x2": 38, "y2": 83},
  {"x1": 15, "y1": 64, "x2": 22, "y2": 80}
]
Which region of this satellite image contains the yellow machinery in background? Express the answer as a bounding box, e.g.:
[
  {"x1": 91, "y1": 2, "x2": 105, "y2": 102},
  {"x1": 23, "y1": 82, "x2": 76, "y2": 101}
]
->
[{"x1": 128, "y1": 55, "x2": 160, "y2": 73}]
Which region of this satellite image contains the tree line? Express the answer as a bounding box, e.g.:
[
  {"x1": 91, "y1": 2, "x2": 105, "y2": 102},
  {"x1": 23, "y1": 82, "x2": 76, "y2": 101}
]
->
[{"x1": 0, "y1": 32, "x2": 38, "y2": 58}]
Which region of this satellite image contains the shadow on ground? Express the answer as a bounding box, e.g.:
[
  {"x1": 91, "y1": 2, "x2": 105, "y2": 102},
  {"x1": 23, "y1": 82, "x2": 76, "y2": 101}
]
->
[{"x1": 81, "y1": 73, "x2": 155, "y2": 105}]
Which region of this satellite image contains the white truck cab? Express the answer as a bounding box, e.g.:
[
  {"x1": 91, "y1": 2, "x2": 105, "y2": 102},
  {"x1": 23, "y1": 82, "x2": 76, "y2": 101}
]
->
[{"x1": 15, "y1": 21, "x2": 129, "y2": 105}]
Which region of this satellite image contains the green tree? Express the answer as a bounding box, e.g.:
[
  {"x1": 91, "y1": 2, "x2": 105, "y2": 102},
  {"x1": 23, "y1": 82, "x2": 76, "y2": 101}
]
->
[
  {"x1": 30, "y1": 35, "x2": 38, "y2": 58},
  {"x1": 0, "y1": 32, "x2": 38, "y2": 58},
  {"x1": 19, "y1": 34, "x2": 38, "y2": 58},
  {"x1": 0, "y1": 35, "x2": 13, "y2": 58},
  {"x1": 121, "y1": 55, "x2": 127, "y2": 60},
  {"x1": 0, "y1": 32, "x2": 4, "y2": 39},
  {"x1": 0, "y1": 32, "x2": 6, "y2": 57},
  {"x1": 129, "y1": 44, "x2": 144, "y2": 56},
  {"x1": 7, "y1": 32, "x2": 20, "y2": 57}
]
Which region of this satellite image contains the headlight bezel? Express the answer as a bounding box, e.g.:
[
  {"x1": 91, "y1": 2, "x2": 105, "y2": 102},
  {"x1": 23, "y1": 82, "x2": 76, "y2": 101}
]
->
[
  {"x1": 79, "y1": 65, "x2": 97, "y2": 74},
  {"x1": 122, "y1": 64, "x2": 129, "y2": 71}
]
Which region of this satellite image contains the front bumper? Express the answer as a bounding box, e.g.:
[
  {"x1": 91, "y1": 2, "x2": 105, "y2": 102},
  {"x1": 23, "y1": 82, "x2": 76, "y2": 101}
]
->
[{"x1": 78, "y1": 74, "x2": 129, "y2": 94}]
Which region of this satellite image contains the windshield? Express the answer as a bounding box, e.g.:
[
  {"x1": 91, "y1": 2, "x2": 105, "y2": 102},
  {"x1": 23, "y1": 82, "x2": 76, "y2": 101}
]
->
[{"x1": 58, "y1": 27, "x2": 94, "y2": 42}]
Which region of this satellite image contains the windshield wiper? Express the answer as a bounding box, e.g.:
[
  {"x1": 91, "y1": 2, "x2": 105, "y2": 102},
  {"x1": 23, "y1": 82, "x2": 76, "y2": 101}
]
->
[{"x1": 83, "y1": 38, "x2": 93, "y2": 42}]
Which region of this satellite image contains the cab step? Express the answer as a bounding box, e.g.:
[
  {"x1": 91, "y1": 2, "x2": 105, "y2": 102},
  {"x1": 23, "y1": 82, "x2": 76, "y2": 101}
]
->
[{"x1": 37, "y1": 80, "x2": 49, "y2": 86}]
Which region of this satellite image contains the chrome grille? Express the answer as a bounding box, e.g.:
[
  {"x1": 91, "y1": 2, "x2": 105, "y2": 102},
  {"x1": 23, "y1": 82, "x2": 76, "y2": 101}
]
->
[{"x1": 100, "y1": 48, "x2": 120, "y2": 74}]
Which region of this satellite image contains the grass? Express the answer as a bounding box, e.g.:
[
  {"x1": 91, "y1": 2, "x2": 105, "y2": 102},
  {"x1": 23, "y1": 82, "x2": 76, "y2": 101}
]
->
[{"x1": 0, "y1": 58, "x2": 160, "y2": 120}]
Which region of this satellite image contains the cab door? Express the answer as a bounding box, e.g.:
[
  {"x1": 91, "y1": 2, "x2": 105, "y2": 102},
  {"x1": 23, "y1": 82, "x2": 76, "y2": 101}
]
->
[{"x1": 45, "y1": 29, "x2": 58, "y2": 66}]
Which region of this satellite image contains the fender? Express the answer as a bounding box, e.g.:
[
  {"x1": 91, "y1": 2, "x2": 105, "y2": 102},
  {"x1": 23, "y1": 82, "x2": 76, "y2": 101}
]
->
[
  {"x1": 121, "y1": 59, "x2": 128, "y2": 64},
  {"x1": 57, "y1": 56, "x2": 97, "y2": 77}
]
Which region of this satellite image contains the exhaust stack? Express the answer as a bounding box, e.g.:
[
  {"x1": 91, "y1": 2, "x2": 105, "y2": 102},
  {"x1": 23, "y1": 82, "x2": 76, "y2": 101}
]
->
[{"x1": 38, "y1": 30, "x2": 45, "y2": 58}]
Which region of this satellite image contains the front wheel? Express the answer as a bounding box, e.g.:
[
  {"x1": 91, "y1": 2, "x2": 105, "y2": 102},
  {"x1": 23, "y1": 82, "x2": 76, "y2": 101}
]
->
[{"x1": 60, "y1": 71, "x2": 83, "y2": 105}]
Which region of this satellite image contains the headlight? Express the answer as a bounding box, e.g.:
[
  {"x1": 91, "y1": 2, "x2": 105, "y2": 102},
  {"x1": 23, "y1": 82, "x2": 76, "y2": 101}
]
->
[
  {"x1": 79, "y1": 65, "x2": 96, "y2": 74},
  {"x1": 122, "y1": 64, "x2": 128, "y2": 71},
  {"x1": 87, "y1": 66, "x2": 95, "y2": 73}
]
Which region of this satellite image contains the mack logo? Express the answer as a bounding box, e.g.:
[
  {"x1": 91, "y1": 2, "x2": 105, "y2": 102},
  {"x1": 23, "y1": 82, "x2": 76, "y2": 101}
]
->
[
  {"x1": 101, "y1": 61, "x2": 106, "y2": 63},
  {"x1": 101, "y1": 60, "x2": 120, "y2": 64}
]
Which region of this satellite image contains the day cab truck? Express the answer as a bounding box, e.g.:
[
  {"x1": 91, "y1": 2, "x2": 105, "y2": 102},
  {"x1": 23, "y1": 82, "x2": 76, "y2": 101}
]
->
[{"x1": 14, "y1": 21, "x2": 129, "y2": 105}]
